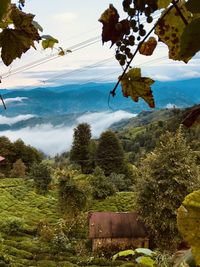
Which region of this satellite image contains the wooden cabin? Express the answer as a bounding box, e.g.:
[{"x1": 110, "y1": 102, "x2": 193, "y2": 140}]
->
[
  {"x1": 0, "y1": 156, "x2": 5, "y2": 164},
  {"x1": 89, "y1": 212, "x2": 149, "y2": 252}
]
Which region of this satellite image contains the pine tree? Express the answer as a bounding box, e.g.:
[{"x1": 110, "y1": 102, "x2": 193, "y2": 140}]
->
[
  {"x1": 135, "y1": 127, "x2": 200, "y2": 251},
  {"x1": 70, "y1": 123, "x2": 92, "y2": 174},
  {"x1": 10, "y1": 159, "x2": 26, "y2": 178},
  {"x1": 96, "y1": 130, "x2": 125, "y2": 176}
]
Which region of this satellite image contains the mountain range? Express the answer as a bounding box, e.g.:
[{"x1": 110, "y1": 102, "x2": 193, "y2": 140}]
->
[{"x1": 0, "y1": 78, "x2": 199, "y2": 131}]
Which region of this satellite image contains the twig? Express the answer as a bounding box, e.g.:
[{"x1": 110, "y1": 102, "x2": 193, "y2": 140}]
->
[
  {"x1": 0, "y1": 95, "x2": 6, "y2": 110},
  {"x1": 110, "y1": 0, "x2": 179, "y2": 97},
  {"x1": 172, "y1": 0, "x2": 188, "y2": 25}
]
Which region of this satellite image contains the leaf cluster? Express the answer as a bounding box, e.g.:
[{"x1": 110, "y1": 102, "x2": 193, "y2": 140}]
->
[{"x1": 100, "y1": 0, "x2": 200, "y2": 117}]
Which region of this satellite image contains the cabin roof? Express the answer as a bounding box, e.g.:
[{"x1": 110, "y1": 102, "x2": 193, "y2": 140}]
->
[
  {"x1": 0, "y1": 156, "x2": 5, "y2": 162},
  {"x1": 89, "y1": 212, "x2": 148, "y2": 239}
]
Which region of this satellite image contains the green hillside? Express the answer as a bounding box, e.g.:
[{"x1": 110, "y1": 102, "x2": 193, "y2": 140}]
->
[{"x1": 0, "y1": 178, "x2": 134, "y2": 267}]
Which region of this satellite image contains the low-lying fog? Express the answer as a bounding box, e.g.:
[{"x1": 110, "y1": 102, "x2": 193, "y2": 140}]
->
[{"x1": 0, "y1": 111, "x2": 135, "y2": 156}]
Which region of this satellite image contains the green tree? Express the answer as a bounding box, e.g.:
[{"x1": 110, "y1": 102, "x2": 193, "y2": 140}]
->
[
  {"x1": 90, "y1": 167, "x2": 116, "y2": 199},
  {"x1": 70, "y1": 123, "x2": 92, "y2": 174},
  {"x1": 10, "y1": 159, "x2": 26, "y2": 178},
  {"x1": 135, "y1": 127, "x2": 200, "y2": 251},
  {"x1": 96, "y1": 130, "x2": 125, "y2": 176},
  {"x1": 58, "y1": 172, "x2": 88, "y2": 214},
  {"x1": 29, "y1": 162, "x2": 52, "y2": 194}
]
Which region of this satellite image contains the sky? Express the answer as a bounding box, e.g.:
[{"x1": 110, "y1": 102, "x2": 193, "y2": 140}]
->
[{"x1": 0, "y1": 0, "x2": 200, "y2": 90}]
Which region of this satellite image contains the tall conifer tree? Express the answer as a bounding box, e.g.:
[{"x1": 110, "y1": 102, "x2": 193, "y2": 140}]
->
[
  {"x1": 96, "y1": 130, "x2": 125, "y2": 176},
  {"x1": 70, "y1": 123, "x2": 92, "y2": 174}
]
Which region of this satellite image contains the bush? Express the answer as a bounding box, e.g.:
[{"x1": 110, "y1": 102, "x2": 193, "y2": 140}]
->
[
  {"x1": 90, "y1": 167, "x2": 116, "y2": 199},
  {"x1": 29, "y1": 162, "x2": 52, "y2": 194},
  {"x1": 0, "y1": 217, "x2": 25, "y2": 235}
]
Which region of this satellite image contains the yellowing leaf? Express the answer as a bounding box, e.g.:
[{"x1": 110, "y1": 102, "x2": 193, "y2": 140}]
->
[
  {"x1": 177, "y1": 190, "x2": 200, "y2": 265},
  {"x1": 157, "y1": 0, "x2": 171, "y2": 9},
  {"x1": 0, "y1": 29, "x2": 35, "y2": 66},
  {"x1": 120, "y1": 68, "x2": 155, "y2": 108},
  {"x1": 0, "y1": 0, "x2": 10, "y2": 21},
  {"x1": 180, "y1": 18, "x2": 200, "y2": 59},
  {"x1": 41, "y1": 35, "x2": 58, "y2": 49},
  {"x1": 139, "y1": 37, "x2": 157, "y2": 56},
  {"x1": 155, "y1": 1, "x2": 193, "y2": 62}
]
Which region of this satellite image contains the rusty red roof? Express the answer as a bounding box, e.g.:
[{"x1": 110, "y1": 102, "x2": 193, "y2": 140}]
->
[
  {"x1": 89, "y1": 212, "x2": 148, "y2": 239},
  {"x1": 0, "y1": 156, "x2": 5, "y2": 162}
]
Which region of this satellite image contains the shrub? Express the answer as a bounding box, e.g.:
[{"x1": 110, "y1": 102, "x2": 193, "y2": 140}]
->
[
  {"x1": 29, "y1": 162, "x2": 52, "y2": 194},
  {"x1": 90, "y1": 167, "x2": 116, "y2": 199},
  {"x1": 0, "y1": 217, "x2": 24, "y2": 235}
]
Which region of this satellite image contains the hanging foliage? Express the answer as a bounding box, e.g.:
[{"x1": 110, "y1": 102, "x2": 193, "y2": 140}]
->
[
  {"x1": 177, "y1": 190, "x2": 200, "y2": 265},
  {"x1": 120, "y1": 68, "x2": 155, "y2": 108}
]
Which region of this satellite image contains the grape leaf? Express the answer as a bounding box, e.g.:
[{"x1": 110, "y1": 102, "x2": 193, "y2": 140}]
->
[
  {"x1": 177, "y1": 190, "x2": 200, "y2": 265},
  {"x1": 180, "y1": 18, "x2": 200, "y2": 59},
  {"x1": 41, "y1": 35, "x2": 58, "y2": 49},
  {"x1": 155, "y1": 1, "x2": 193, "y2": 62},
  {"x1": 9, "y1": 5, "x2": 40, "y2": 41},
  {"x1": 139, "y1": 37, "x2": 157, "y2": 56},
  {"x1": 0, "y1": 29, "x2": 35, "y2": 66},
  {"x1": 99, "y1": 4, "x2": 129, "y2": 46},
  {"x1": 0, "y1": 0, "x2": 10, "y2": 21},
  {"x1": 157, "y1": 0, "x2": 171, "y2": 9},
  {"x1": 120, "y1": 68, "x2": 155, "y2": 108},
  {"x1": 185, "y1": 0, "x2": 200, "y2": 13}
]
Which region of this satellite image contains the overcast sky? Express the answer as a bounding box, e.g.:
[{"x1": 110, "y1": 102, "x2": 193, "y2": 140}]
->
[{"x1": 0, "y1": 0, "x2": 200, "y2": 90}]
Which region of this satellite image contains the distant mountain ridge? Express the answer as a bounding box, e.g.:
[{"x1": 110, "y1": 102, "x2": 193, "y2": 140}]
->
[{"x1": 0, "y1": 78, "x2": 200, "y2": 118}]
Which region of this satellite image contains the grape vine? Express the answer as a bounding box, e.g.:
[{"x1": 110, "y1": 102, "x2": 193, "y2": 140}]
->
[{"x1": 99, "y1": 0, "x2": 200, "y2": 115}]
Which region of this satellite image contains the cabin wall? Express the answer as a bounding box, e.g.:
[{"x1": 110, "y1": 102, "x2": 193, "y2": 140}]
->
[{"x1": 92, "y1": 237, "x2": 149, "y2": 252}]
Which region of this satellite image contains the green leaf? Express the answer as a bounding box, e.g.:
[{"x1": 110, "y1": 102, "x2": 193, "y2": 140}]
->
[
  {"x1": 177, "y1": 190, "x2": 200, "y2": 265},
  {"x1": 41, "y1": 35, "x2": 58, "y2": 49},
  {"x1": 0, "y1": 0, "x2": 10, "y2": 22},
  {"x1": 180, "y1": 18, "x2": 200, "y2": 59},
  {"x1": 136, "y1": 256, "x2": 156, "y2": 266},
  {"x1": 120, "y1": 68, "x2": 155, "y2": 108},
  {"x1": 185, "y1": 0, "x2": 200, "y2": 13},
  {"x1": 112, "y1": 249, "x2": 135, "y2": 261},
  {"x1": 0, "y1": 29, "x2": 35, "y2": 66},
  {"x1": 155, "y1": 1, "x2": 193, "y2": 62},
  {"x1": 157, "y1": 0, "x2": 171, "y2": 9},
  {"x1": 135, "y1": 248, "x2": 155, "y2": 257}
]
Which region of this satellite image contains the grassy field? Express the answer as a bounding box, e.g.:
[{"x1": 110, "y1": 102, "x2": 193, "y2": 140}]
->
[{"x1": 0, "y1": 178, "x2": 135, "y2": 267}]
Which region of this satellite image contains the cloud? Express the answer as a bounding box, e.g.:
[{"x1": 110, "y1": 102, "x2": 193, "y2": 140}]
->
[
  {"x1": 0, "y1": 111, "x2": 135, "y2": 156},
  {"x1": 77, "y1": 111, "x2": 136, "y2": 137},
  {"x1": 0, "y1": 114, "x2": 35, "y2": 125},
  {"x1": 165, "y1": 103, "x2": 178, "y2": 109},
  {"x1": 53, "y1": 12, "x2": 78, "y2": 24},
  {"x1": 1, "y1": 97, "x2": 28, "y2": 105}
]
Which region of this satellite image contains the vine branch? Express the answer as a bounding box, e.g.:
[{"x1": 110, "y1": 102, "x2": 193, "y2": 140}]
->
[
  {"x1": 172, "y1": 0, "x2": 188, "y2": 25},
  {"x1": 110, "y1": 0, "x2": 180, "y2": 98},
  {"x1": 0, "y1": 95, "x2": 6, "y2": 110}
]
